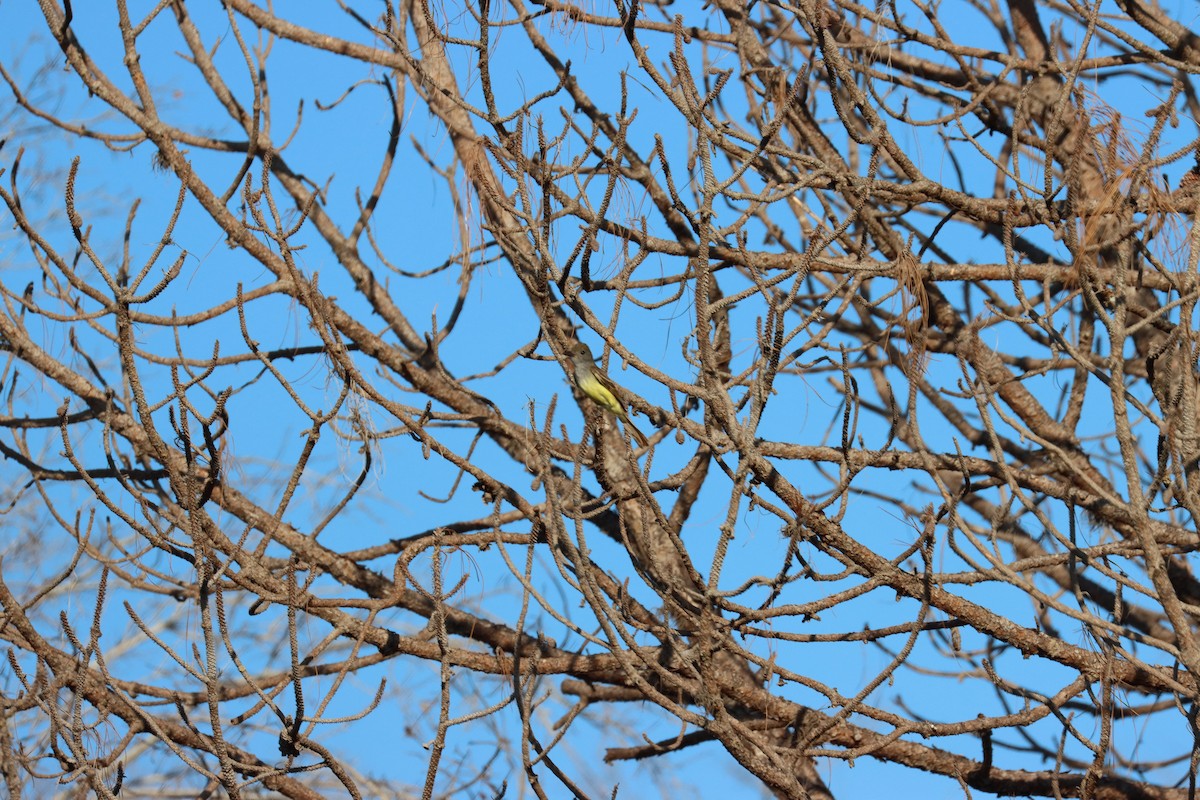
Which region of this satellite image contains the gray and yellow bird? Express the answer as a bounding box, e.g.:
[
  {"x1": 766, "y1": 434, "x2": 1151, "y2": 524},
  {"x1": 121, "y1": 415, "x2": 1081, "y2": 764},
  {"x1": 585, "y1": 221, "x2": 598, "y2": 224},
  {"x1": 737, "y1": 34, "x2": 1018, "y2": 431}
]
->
[{"x1": 569, "y1": 342, "x2": 650, "y2": 447}]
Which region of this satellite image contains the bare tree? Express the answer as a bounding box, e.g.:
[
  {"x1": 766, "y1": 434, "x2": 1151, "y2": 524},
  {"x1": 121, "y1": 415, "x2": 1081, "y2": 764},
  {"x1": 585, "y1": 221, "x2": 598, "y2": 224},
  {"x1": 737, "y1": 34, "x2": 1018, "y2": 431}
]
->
[{"x1": 1, "y1": 0, "x2": 1199, "y2": 797}]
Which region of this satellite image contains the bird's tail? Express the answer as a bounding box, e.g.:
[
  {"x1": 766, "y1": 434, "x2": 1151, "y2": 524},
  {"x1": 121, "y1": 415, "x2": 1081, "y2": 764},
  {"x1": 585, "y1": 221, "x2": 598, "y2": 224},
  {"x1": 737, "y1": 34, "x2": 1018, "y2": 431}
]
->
[{"x1": 626, "y1": 420, "x2": 649, "y2": 448}]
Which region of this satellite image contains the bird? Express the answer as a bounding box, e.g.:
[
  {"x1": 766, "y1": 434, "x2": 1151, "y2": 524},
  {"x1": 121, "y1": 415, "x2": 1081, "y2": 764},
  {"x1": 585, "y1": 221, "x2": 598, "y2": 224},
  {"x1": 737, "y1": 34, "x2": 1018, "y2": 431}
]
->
[{"x1": 568, "y1": 341, "x2": 650, "y2": 447}]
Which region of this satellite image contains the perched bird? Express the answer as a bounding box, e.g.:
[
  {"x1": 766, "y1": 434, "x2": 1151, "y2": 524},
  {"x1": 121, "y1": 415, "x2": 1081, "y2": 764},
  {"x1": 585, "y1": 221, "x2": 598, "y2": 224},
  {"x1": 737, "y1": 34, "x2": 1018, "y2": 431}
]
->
[{"x1": 569, "y1": 341, "x2": 650, "y2": 447}]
